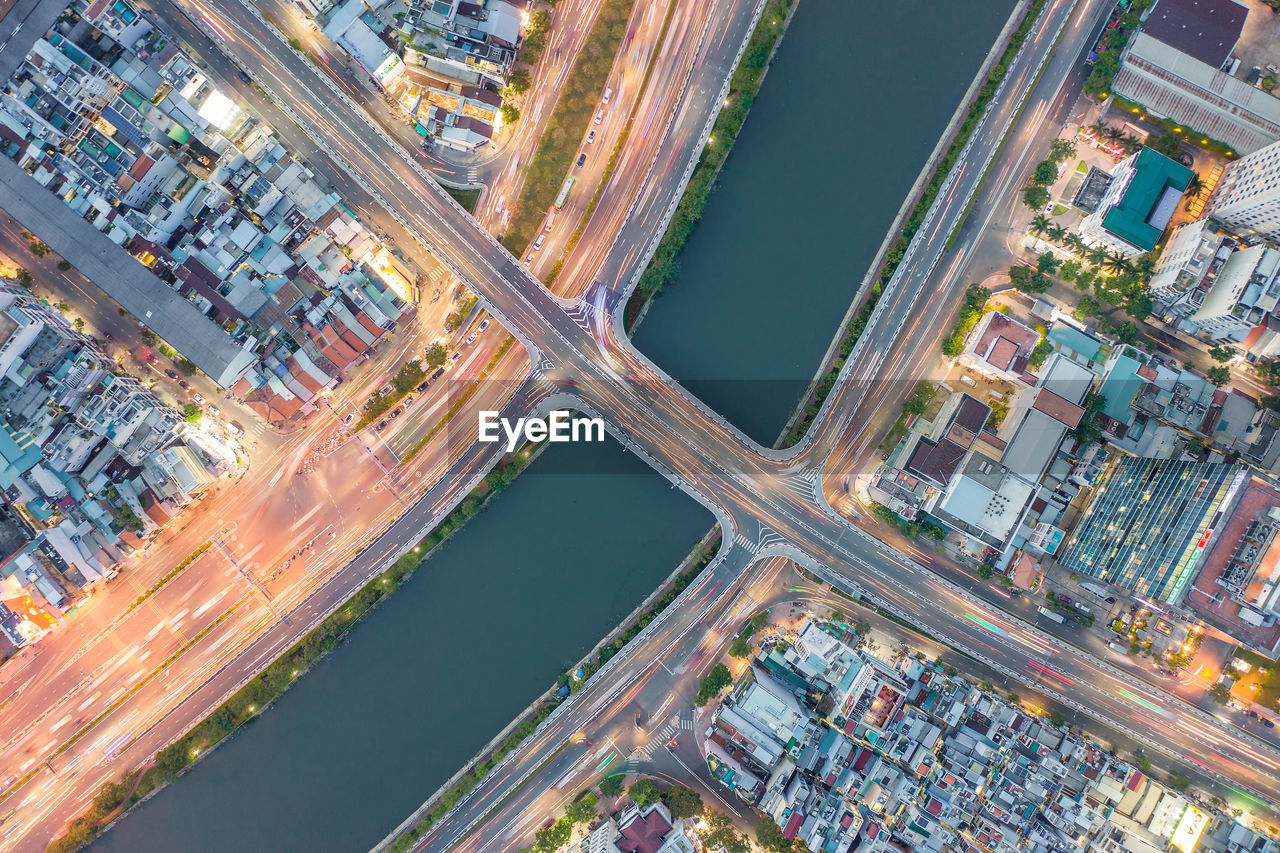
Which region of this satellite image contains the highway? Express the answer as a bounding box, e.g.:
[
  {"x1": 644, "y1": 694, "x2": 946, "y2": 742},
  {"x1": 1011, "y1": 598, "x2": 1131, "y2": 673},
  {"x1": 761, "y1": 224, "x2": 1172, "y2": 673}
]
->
[{"x1": 4, "y1": 0, "x2": 1280, "y2": 848}]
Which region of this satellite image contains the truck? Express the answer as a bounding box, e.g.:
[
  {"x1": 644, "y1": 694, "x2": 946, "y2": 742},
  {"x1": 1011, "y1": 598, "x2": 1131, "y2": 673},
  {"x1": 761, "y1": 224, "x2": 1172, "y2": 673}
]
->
[{"x1": 1037, "y1": 606, "x2": 1066, "y2": 624}]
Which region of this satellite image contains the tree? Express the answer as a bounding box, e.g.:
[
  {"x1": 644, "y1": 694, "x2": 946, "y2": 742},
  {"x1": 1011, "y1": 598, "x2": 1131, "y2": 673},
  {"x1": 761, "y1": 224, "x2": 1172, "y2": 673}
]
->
[
  {"x1": 182, "y1": 403, "x2": 202, "y2": 422},
  {"x1": 1049, "y1": 710, "x2": 1067, "y2": 727},
  {"x1": 1087, "y1": 245, "x2": 1109, "y2": 267},
  {"x1": 1059, "y1": 259, "x2": 1081, "y2": 282},
  {"x1": 72, "y1": 317, "x2": 85, "y2": 332},
  {"x1": 500, "y1": 103, "x2": 521, "y2": 125},
  {"x1": 28, "y1": 238, "x2": 48, "y2": 257},
  {"x1": 1208, "y1": 683, "x2": 1231, "y2": 704},
  {"x1": 287, "y1": 37, "x2": 303, "y2": 51},
  {"x1": 1149, "y1": 132, "x2": 1183, "y2": 160},
  {"x1": 729, "y1": 636, "x2": 752, "y2": 659},
  {"x1": 443, "y1": 312, "x2": 466, "y2": 332},
  {"x1": 663, "y1": 784, "x2": 702, "y2": 819},
  {"x1": 1048, "y1": 223, "x2": 1067, "y2": 242},
  {"x1": 1048, "y1": 137, "x2": 1077, "y2": 163},
  {"x1": 506, "y1": 68, "x2": 531, "y2": 97},
  {"x1": 1138, "y1": 755, "x2": 1152, "y2": 771},
  {"x1": 628, "y1": 778, "x2": 661, "y2": 807},
  {"x1": 1033, "y1": 159, "x2": 1059, "y2": 186},
  {"x1": 1022, "y1": 184, "x2": 1050, "y2": 210},
  {"x1": 57, "y1": 260, "x2": 72, "y2": 271},
  {"x1": 1185, "y1": 172, "x2": 1206, "y2": 198},
  {"x1": 1126, "y1": 294, "x2": 1152, "y2": 322},
  {"x1": 1036, "y1": 252, "x2": 1059, "y2": 274},
  {"x1": 1076, "y1": 294, "x2": 1102, "y2": 318},
  {"x1": 598, "y1": 774, "x2": 624, "y2": 797},
  {"x1": 1209, "y1": 345, "x2": 1235, "y2": 363},
  {"x1": 1169, "y1": 775, "x2": 1190, "y2": 792},
  {"x1": 1104, "y1": 252, "x2": 1132, "y2": 276},
  {"x1": 14, "y1": 267, "x2": 33, "y2": 288},
  {"x1": 978, "y1": 565, "x2": 994, "y2": 579},
  {"x1": 701, "y1": 812, "x2": 748, "y2": 853},
  {"x1": 1207, "y1": 366, "x2": 1231, "y2": 386},
  {"x1": 941, "y1": 332, "x2": 965, "y2": 357},
  {"x1": 1115, "y1": 321, "x2": 1140, "y2": 346},
  {"x1": 694, "y1": 663, "x2": 732, "y2": 706},
  {"x1": 565, "y1": 792, "x2": 598, "y2": 824},
  {"x1": 757, "y1": 817, "x2": 802, "y2": 853},
  {"x1": 175, "y1": 357, "x2": 197, "y2": 376},
  {"x1": 140, "y1": 329, "x2": 158, "y2": 346},
  {"x1": 1029, "y1": 214, "x2": 1052, "y2": 237}
]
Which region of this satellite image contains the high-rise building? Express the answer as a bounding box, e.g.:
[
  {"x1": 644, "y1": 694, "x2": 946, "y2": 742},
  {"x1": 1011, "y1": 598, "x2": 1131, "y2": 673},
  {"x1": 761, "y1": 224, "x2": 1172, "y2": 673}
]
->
[
  {"x1": 1058, "y1": 458, "x2": 1247, "y2": 603},
  {"x1": 1077, "y1": 148, "x2": 1193, "y2": 257},
  {"x1": 1209, "y1": 138, "x2": 1280, "y2": 240}
]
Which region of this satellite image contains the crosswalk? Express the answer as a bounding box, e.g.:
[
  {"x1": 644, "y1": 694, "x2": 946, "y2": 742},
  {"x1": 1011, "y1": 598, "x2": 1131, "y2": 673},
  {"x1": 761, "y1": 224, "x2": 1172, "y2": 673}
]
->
[
  {"x1": 466, "y1": 167, "x2": 479, "y2": 184},
  {"x1": 631, "y1": 715, "x2": 696, "y2": 759}
]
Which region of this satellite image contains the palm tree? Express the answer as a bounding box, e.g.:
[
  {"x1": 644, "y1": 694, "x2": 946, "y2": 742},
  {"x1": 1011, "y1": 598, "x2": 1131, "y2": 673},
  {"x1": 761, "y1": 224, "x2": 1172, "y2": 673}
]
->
[
  {"x1": 1103, "y1": 126, "x2": 1126, "y2": 145},
  {"x1": 1088, "y1": 245, "x2": 1109, "y2": 267},
  {"x1": 1048, "y1": 224, "x2": 1068, "y2": 242},
  {"x1": 1066, "y1": 234, "x2": 1087, "y2": 255},
  {"x1": 1104, "y1": 251, "x2": 1132, "y2": 276},
  {"x1": 1029, "y1": 214, "x2": 1052, "y2": 237},
  {"x1": 1131, "y1": 254, "x2": 1156, "y2": 281},
  {"x1": 1185, "y1": 171, "x2": 1206, "y2": 198}
]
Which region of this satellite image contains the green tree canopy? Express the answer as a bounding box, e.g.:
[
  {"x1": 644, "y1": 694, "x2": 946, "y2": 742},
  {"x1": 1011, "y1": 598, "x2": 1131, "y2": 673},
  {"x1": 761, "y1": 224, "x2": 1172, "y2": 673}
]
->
[
  {"x1": 694, "y1": 664, "x2": 732, "y2": 706},
  {"x1": 628, "y1": 778, "x2": 661, "y2": 807},
  {"x1": 663, "y1": 784, "x2": 702, "y2": 819}
]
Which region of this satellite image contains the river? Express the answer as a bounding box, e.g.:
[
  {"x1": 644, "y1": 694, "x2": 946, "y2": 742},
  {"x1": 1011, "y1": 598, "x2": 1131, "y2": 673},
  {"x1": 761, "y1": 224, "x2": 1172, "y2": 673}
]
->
[
  {"x1": 632, "y1": 0, "x2": 1014, "y2": 444},
  {"x1": 91, "y1": 0, "x2": 1011, "y2": 849}
]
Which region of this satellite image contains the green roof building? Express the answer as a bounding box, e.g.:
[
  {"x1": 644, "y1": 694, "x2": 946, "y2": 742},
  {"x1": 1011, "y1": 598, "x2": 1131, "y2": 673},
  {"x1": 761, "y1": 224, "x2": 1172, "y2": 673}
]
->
[{"x1": 1078, "y1": 147, "x2": 1193, "y2": 257}]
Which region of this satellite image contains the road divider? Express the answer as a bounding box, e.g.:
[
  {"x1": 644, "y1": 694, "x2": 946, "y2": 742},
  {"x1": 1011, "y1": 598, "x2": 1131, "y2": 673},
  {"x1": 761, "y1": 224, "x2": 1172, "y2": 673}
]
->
[{"x1": 120, "y1": 538, "x2": 215, "y2": 619}]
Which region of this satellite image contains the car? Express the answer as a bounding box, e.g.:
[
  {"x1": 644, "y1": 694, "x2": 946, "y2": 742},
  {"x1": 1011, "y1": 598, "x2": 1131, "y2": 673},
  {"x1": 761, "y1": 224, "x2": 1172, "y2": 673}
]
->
[
  {"x1": 478, "y1": 319, "x2": 490, "y2": 332},
  {"x1": 178, "y1": 379, "x2": 190, "y2": 390},
  {"x1": 1245, "y1": 709, "x2": 1260, "y2": 719},
  {"x1": 376, "y1": 421, "x2": 387, "y2": 431},
  {"x1": 586, "y1": 129, "x2": 596, "y2": 144},
  {"x1": 1105, "y1": 596, "x2": 1116, "y2": 603},
  {"x1": 451, "y1": 352, "x2": 461, "y2": 363},
  {"x1": 226, "y1": 420, "x2": 245, "y2": 435},
  {"x1": 164, "y1": 368, "x2": 177, "y2": 379},
  {"x1": 343, "y1": 413, "x2": 355, "y2": 425},
  {"x1": 237, "y1": 70, "x2": 251, "y2": 84},
  {"x1": 576, "y1": 153, "x2": 586, "y2": 168},
  {"x1": 431, "y1": 368, "x2": 445, "y2": 380},
  {"x1": 391, "y1": 407, "x2": 402, "y2": 418},
  {"x1": 404, "y1": 395, "x2": 414, "y2": 405},
  {"x1": 1265, "y1": 718, "x2": 1276, "y2": 728},
  {"x1": 380, "y1": 383, "x2": 394, "y2": 396},
  {"x1": 206, "y1": 405, "x2": 221, "y2": 418},
  {"x1": 594, "y1": 109, "x2": 603, "y2": 124},
  {"x1": 532, "y1": 235, "x2": 545, "y2": 251},
  {"x1": 602, "y1": 87, "x2": 612, "y2": 104},
  {"x1": 466, "y1": 333, "x2": 477, "y2": 345},
  {"x1": 416, "y1": 380, "x2": 430, "y2": 393},
  {"x1": 193, "y1": 393, "x2": 206, "y2": 405}
]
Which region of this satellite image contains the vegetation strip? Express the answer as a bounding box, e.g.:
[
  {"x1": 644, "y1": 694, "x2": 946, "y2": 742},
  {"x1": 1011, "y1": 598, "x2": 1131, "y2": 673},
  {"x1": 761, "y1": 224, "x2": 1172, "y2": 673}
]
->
[
  {"x1": 502, "y1": 0, "x2": 639, "y2": 254},
  {"x1": 121, "y1": 540, "x2": 213, "y2": 618},
  {"x1": 400, "y1": 335, "x2": 516, "y2": 465},
  {"x1": 545, "y1": 0, "x2": 681, "y2": 287},
  {"x1": 778, "y1": 0, "x2": 1049, "y2": 447}
]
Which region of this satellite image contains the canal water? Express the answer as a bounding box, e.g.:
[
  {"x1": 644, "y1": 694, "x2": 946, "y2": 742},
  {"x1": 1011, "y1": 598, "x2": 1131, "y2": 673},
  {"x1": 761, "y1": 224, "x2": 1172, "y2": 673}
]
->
[
  {"x1": 91, "y1": 440, "x2": 710, "y2": 853},
  {"x1": 92, "y1": 1, "x2": 1014, "y2": 850},
  {"x1": 632, "y1": 0, "x2": 1014, "y2": 444}
]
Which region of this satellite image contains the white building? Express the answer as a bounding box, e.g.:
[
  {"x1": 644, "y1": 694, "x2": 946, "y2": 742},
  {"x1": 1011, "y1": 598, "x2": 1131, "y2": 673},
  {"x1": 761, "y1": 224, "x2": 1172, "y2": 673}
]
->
[
  {"x1": 1210, "y1": 137, "x2": 1280, "y2": 240},
  {"x1": 1077, "y1": 148, "x2": 1193, "y2": 257}
]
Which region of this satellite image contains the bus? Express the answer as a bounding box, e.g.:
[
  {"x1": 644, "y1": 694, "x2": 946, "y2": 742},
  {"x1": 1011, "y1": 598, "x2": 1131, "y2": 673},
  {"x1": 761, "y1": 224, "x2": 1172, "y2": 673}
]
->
[{"x1": 553, "y1": 176, "x2": 575, "y2": 209}]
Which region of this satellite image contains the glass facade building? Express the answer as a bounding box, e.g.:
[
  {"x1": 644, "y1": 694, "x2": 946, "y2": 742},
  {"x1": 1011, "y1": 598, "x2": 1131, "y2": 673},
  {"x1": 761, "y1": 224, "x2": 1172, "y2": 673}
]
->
[{"x1": 1058, "y1": 458, "x2": 1247, "y2": 603}]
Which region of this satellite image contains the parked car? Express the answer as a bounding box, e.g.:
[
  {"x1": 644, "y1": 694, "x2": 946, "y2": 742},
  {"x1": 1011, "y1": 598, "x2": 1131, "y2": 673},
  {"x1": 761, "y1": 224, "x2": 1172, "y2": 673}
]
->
[
  {"x1": 451, "y1": 352, "x2": 461, "y2": 363},
  {"x1": 379, "y1": 383, "x2": 393, "y2": 396},
  {"x1": 343, "y1": 413, "x2": 355, "y2": 425},
  {"x1": 226, "y1": 420, "x2": 245, "y2": 435},
  {"x1": 586, "y1": 129, "x2": 596, "y2": 144},
  {"x1": 193, "y1": 393, "x2": 206, "y2": 405},
  {"x1": 465, "y1": 333, "x2": 477, "y2": 345},
  {"x1": 416, "y1": 380, "x2": 430, "y2": 393},
  {"x1": 376, "y1": 421, "x2": 387, "y2": 431},
  {"x1": 478, "y1": 319, "x2": 490, "y2": 332},
  {"x1": 431, "y1": 368, "x2": 445, "y2": 380},
  {"x1": 602, "y1": 87, "x2": 612, "y2": 104},
  {"x1": 576, "y1": 153, "x2": 586, "y2": 168},
  {"x1": 532, "y1": 235, "x2": 545, "y2": 251},
  {"x1": 594, "y1": 109, "x2": 603, "y2": 124}
]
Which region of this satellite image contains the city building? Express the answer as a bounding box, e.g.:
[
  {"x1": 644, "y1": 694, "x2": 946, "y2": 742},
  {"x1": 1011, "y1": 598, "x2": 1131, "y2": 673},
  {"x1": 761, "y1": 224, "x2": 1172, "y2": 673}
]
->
[
  {"x1": 399, "y1": 0, "x2": 520, "y2": 89},
  {"x1": 0, "y1": 279, "x2": 229, "y2": 627},
  {"x1": 322, "y1": 0, "x2": 405, "y2": 90},
  {"x1": 1209, "y1": 137, "x2": 1280, "y2": 240},
  {"x1": 581, "y1": 802, "x2": 696, "y2": 853},
  {"x1": 1149, "y1": 218, "x2": 1280, "y2": 341},
  {"x1": 958, "y1": 310, "x2": 1041, "y2": 385},
  {"x1": 1184, "y1": 474, "x2": 1280, "y2": 655},
  {"x1": 1109, "y1": 0, "x2": 1280, "y2": 156},
  {"x1": 1058, "y1": 457, "x2": 1247, "y2": 603},
  {"x1": 709, "y1": 615, "x2": 1221, "y2": 853},
  {"x1": 0, "y1": 0, "x2": 412, "y2": 407},
  {"x1": 1077, "y1": 147, "x2": 1194, "y2": 257}
]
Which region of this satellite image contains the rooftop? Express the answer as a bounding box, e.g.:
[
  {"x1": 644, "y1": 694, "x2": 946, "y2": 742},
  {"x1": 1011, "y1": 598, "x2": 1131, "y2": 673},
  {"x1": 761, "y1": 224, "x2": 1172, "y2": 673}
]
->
[
  {"x1": 1143, "y1": 0, "x2": 1247, "y2": 68},
  {"x1": 1101, "y1": 148, "x2": 1194, "y2": 253}
]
